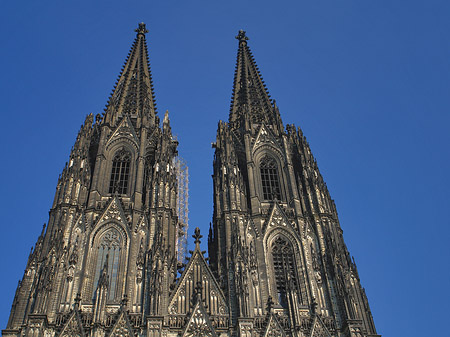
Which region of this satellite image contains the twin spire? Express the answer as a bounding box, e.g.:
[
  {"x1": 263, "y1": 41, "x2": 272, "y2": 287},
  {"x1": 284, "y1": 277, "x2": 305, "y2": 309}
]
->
[
  {"x1": 104, "y1": 23, "x2": 157, "y2": 127},
  {"x1": 229, "y1": 30, "x2": 282, "y2": 131},
  {"x1": 104, "y1": 24, "x2": 280, "y2": 131}
]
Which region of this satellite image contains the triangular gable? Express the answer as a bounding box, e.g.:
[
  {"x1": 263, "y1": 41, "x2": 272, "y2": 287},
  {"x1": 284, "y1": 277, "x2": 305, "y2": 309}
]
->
[
  {"x1": 108, "y1": 309, "x2": 134, "y2": 337},
  {"x1": 309, "y1": 315, "x2": 332, "y2": 337},
  {"x1": 73, "y1": 213, "x2": 86, "y2": 232},
  {"x1": 263, "y1": 314, "x2": 286, "y2": 337},
  {"x1": 168, "y1": 249, "x2": 228, "y2": 316},
  {"x1": 182, "y1": 300, "x2": 217, "y2": 337},
  {"x1": 134, "y1": 214, "x2": 148, "y2": 234},
  {"x1": 59, "y1": 310, "x2": 85, "y2": 337},
  {"x1": 246, "y1": 218, "x2": 260, "y2": 239},
  {"x1": 262, "y1": 202, "x2": 296, "y2": 235},
  {"x1": 106, "y1": 115, "x2": 139, "y2": 149},
  {"x1": 96, "y1": 197, "x2": 128, "y2": 228},
  {"x1": 145, "y1": 127, "x2": 160, "y2": 149},
  {"x1": 253, "y1": 124, "x2": 280, "y2": 152}
]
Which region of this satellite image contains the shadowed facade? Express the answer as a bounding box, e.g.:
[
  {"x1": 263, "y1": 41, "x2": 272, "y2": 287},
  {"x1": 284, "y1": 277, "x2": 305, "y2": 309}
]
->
[{"x1": 3, "y1": 24, "x2": 379, "y2": 337}]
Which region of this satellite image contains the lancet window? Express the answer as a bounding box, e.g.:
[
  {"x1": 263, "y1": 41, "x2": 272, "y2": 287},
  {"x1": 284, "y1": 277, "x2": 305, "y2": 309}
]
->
[
  {"x1": 271, "y1": 236, "x2": 298, "y2": 308},
  {"x1": 260, "y1": 155, "x2": 281, "y2": 201},
  {"x1": 109, "y1": 149, "x2": 131, "y2": 194},
  {"x1": 93, "y1": 228, "x2": 123, "y2": 301}
]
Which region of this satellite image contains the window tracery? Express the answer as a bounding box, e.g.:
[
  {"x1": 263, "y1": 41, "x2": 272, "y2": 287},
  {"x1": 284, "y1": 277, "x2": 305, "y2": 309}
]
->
[
  {"x1": 271, "y1": 236, "x2": 297, "y2": 308},
  {"x1": 93, "y1": 228, "x2": 123, "y2": 301},
  {"x1": 260, "y1": 155, "x2": 281, "y2": 201},
  {"x1": 109, "y1": 149, "x2": 131, "y2": 194}
]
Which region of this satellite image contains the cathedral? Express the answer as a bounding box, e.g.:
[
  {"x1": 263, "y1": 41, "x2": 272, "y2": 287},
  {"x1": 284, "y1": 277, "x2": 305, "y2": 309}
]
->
[{"x1": 2, "y1": 23, "x2": 379, "y2": 337}]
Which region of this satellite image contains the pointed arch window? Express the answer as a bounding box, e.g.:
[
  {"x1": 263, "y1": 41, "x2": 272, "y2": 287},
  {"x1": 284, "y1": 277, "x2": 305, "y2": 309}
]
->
[
  {"x1": 109, "y1": 149, "x2": 131, "y2": 194},
  {"x1": 271, "y1": 236, "x2": 298, "y2": 308},
  {"x1": 260, "y1": 155, "x2": 281, "y2": 201},
  {"x1": 93, "y1": 228, "x2": 123, "y2": 301}
]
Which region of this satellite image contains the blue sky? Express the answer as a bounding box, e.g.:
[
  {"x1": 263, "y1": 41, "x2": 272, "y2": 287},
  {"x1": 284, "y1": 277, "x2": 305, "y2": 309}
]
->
[{"x1": 1, "y1": 1, "x2": 449, "y2": 335}]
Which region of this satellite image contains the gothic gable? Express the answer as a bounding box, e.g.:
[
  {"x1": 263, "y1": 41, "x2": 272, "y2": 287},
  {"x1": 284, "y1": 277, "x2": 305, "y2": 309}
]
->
[
  {"x1": 262, "y1": 202, "x2": 297, "y2": 235},
  {"x1": 246, "y1": 218, "x2": 260, "y2": 239},
  {"x1": 59, "y1": 311, "x2": 85, "y2": 337},
  {"x1": 263, "y1": 314, "x2": 286, "y2": 337},
  {"x1": 106, "y1": 115, "x2": 139, "y2": 151},
  {"x1": 91, "y1": 197, "x2": 129, "y2": 244},
  {"x1": 182, "y1": 300, "x2": 217, "y2": 337},
  {"x1": 73, "y1": 213, "x2": 87, "y2": 233},
  {"x1": 253, "y1": 124, "x2": 281, "y2": 153},
  {"x1": 108, "y1": 309, "x2": 134, "y2": 337},
  {"x1": 168, "y1": 249, "x2": 228, "y2": 316},
  {"x1": 96, "y1": 197, "x2": 128, "y2": 227},
  {"x1": 309, "y1": 316, "x2": 332, "y2": 337},
  {"x1": 134, "y1": 214, "x2": 149, "y2": 234}
]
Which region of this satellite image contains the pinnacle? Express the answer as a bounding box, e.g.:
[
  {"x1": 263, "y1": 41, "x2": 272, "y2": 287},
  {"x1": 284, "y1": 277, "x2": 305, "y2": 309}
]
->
[
  {"x1": 193, "y1": 227, "x2": 203, "y2": 249},
  {"x1": 235, "y1": 29, "x2": 249, "y2": 44},
  {"x1": 135, "y1": 22, "x2": 149, "y2": 36}
]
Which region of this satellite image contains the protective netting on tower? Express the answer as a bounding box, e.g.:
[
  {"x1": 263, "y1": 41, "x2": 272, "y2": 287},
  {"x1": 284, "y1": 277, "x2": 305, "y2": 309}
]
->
[{"x1": 173, "y1": 156, "x2": 189, "y2": 262}]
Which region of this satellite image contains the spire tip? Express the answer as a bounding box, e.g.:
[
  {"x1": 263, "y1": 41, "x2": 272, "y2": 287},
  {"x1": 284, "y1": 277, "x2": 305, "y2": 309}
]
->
[
  {"x1": 135, "y1": 22, "x2": 148, "y2": 36},
  {"x1": 236, "y1": 29, "x2": 249, "y2": 44}
]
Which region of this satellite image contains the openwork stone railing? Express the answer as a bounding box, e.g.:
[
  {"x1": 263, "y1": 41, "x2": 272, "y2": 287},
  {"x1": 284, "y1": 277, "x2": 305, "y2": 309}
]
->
[{"x1": 164, "y1": 315, "x2": 229, "y2": 330}]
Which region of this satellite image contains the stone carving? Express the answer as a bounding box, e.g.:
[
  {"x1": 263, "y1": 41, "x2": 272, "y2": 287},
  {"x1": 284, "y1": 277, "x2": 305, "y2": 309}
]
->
[{"x1": 183, "y1": 303, "x2": 216, "y2": 337}]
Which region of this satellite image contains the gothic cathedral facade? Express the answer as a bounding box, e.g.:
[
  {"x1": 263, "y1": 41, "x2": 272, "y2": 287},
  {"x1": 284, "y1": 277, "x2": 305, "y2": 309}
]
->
[{"x1": 3, "y1": 24, "x2": 379, "y2": 337}]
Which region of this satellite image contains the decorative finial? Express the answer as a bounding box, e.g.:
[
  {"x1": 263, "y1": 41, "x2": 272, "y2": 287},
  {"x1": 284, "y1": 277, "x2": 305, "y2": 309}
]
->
[
  {"x1": 135, "y1": 22, "x2": 149, "y2": 36},
  {"x1": 163, "y1": 110, "x2": 169, "y2": 124},
  {"x1": 193, "y1": 227, "x2": 203, "y2": 248},
  {"x1": 235, "y1": 30, "x2": 249, "y2": 44}
]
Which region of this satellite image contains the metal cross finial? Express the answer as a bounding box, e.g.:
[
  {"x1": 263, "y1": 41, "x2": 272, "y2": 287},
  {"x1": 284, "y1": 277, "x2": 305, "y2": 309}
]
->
[
  {"x1": 236, "y1": 30, "x2": 249, "y2": 44},
  {"x1": 193, "y1": 227, "x2": 203, "y2": 247},
  {"x1": 135, "y1": 22, "x2": 149, "y2": 36}
]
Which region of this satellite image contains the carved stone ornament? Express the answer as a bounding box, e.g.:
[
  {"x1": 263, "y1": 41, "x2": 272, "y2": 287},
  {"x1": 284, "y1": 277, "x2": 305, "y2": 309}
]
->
[
  {"x1": 109, "y1": 311, "x2": 134, "y2": 337},
  {"x1": 254, "y1": 125, "x2": 277, "y2": 149},
  {"x1": 106, "y1": 115, "x2": 139, "y2": 150},
  {"x1": 60, "y1": 312, "x2": 85, "y2": 337},
  {"x1": 309, "y1": 316, "x2": 332, "y2": 337},
  {"x1": 263, "y1": 315, "x2": 286, "y2": 337},
  {"x1": 103, "y1": 200, "x2": 122, "y2": 222},
  {"x1": 183, "y1": 305, "x2": 216, "y2": 337}
]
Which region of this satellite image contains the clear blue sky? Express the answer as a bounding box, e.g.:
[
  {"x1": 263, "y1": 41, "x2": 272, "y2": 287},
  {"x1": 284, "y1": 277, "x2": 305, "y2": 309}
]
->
[{"x1": 1, "y1": 1, "x2": 449, "y2": 335}]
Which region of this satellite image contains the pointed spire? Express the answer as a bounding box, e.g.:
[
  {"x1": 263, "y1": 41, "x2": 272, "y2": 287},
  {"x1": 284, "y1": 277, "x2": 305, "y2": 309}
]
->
[
  {"x1": 229, "y1": 30, "x2": 282, "y2": 132},
  {"x1": 104, "y1": 22, "x2": 157, "y2": 127}
]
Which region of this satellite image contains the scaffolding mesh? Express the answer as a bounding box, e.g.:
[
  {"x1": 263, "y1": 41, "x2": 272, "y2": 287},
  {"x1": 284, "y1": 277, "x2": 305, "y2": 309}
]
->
[{"x1": 173, "y1": 156, "x2": 189, "y2": 262}]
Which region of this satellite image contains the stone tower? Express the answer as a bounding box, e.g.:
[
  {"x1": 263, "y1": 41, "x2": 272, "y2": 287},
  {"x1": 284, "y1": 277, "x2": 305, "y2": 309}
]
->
[
  {"x1": 207, "y1": 30, "x2": 379, "y2": 337},
  {"x1": 3, "y1": 26, "x2": 379, "y2": 337},
  {"x1": 3, "y1": 23, "x2": 183, "y2": 337}
]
